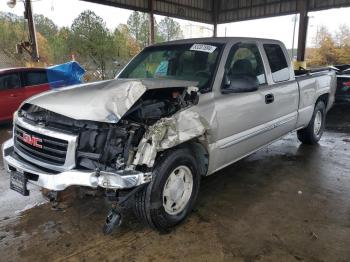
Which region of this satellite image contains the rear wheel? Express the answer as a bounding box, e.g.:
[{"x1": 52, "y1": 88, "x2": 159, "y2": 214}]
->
[
  {"x1": 133, "y1": 148, "x2": 200, "y2": 233},
  {"x1": 297, "y1": 101, "x2": 326, "y2": 145}
]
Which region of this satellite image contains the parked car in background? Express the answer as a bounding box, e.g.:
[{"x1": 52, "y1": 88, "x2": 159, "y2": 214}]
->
[
  {"x1": 333, "y1": 64, "x2": 350, "y2": 72},
  {"x1": 0, "y1": 67, "x2": 51, "y2": 122},
  {"x1": 333, "y1": 64, "x2": 350, "y2": 103},
  {"x1": 0, "y1": 62, "x2": 85, "y2": 122}
]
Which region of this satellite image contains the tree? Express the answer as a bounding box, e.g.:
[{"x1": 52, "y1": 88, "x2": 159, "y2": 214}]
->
[
  {"x1": 112, "y1": 24, "x2": 140, "y2": 75},
  {"x1": 307, "y1": 26, "x2": 337, "y2": 66},
  {"x1": 334, "y1": 24, "x2": 350, "y2": 64},
  {"x1": 127, "y1": 11, "x2": 149, "y2": 48},
  {"x1": 70, "y1": 10, "x2": 115, "y2": 79},
  {"x1": 306, "y1": 24, "x2": 350, "y2": 66},
  {"x1": 0, "y1": 12, "x2": 28, "y2": 66},
  {"x1": 0, "y1": 10, "x2": 148, "y2": 78},
  {"x1": 114, "y1": 24, "x2": 140, "y2": 60},
  {"x1": 335, "y1": 24, "x2": 350, "y2": 48},
  {"x1": 0, "y1": 12, "x2": 57, "y2": 66},
  {"x1": 50, "y1": 27, "x2": 73, "y2": 64},
  {"x1": 158, "y1": 17, "x2": 183, "y2": 42},
  {"x1": 34, "y1": 14, "x2": 58, "y2": 40}
]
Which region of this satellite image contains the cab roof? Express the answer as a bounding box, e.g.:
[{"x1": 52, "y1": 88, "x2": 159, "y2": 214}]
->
[{"x1": 151, "y1": 37, "x2": 284, "y2": 47}]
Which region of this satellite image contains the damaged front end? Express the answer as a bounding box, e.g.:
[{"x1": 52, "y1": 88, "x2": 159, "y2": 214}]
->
[
  {"x1": 2, "y1": 79, "x2": 208, "y2": 234},
  {"x1": 2, "y1": 79, "x2": 207, "y2": 193}
]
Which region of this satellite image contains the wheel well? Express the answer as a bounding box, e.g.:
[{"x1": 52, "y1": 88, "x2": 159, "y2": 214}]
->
[
  {"x1": 316, "y1": 93, "x2": 329, "y2": 107},
  {"x1": 158, "y1": 138, "x2": 209, "y2": 177},
  {"x1": 187, "y1": 140, "x2": 209, "y2": 177}
]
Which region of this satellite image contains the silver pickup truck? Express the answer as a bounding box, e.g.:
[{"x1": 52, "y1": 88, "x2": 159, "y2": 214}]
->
[{"x1": 2, "y1": 37, "x2": 336, "y2": 233}]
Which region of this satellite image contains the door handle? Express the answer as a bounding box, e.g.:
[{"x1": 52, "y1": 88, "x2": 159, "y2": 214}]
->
[{"x1": 265, "y1": 94, "x2": 274, "y2": 104}]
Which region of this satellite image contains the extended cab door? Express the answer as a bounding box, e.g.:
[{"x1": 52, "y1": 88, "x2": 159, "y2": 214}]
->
[
  {"x1": 0, "y1": 72, "x2": 26, "y2": 121},
  {"x1": 211, "y1": 41, "x2": 298, "y2": 172},
  {"x1": 260, "y1": 42, "x2": 299, "y2": 138}
]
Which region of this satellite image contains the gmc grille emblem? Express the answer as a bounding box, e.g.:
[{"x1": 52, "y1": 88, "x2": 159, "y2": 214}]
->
[{"x1": 20, "y1": 132, "x2": 43, "y2": 149}]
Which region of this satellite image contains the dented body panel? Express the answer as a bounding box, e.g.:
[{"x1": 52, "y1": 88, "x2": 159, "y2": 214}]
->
[
  {"x1": 24, "y1": 79, "x2": 197, "y2": 123},
  {"x1": 133, "y1": 109, "x2": 207, "y2": 167}
]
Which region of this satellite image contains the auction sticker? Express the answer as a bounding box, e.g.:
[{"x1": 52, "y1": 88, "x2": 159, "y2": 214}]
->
[{"x1": 190, "y1": 44, "x2": 217, "y2": 53}]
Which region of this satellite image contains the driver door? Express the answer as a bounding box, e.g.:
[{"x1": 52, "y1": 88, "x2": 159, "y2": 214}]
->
[{"x1": 213, "y1": 42, "x2": 277, "y2": 169}]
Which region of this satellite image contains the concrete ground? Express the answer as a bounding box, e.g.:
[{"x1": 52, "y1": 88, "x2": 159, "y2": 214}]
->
[{"x1": 0, "y1": 104, "x2": 349, "y2": 262}]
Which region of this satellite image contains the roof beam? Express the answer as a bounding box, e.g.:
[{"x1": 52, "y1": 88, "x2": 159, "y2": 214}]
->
[
  {"x1": 82, "y1": 0, "x2": 350, "y2": 25},
  {"x1": 297, "y1": 0, "x2": 309, "y2": 62}
]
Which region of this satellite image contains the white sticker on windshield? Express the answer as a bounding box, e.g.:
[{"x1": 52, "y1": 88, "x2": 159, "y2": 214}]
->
[{"x1": 190, "y1": 44, "x2": 217, "y2": 53}]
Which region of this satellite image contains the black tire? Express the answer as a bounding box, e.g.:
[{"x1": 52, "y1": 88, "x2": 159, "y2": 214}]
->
[
  {"x1": 133, "y1": 148, "x2": 200, "y2": 233},
  {"x1": 297, "y1": 101, "x2": 326, "y2": 145}
]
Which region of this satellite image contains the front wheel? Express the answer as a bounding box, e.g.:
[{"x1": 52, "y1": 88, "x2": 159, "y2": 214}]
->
[
  {"x1": 297, "y1": 101, "x2": 326, "y2": 145},
  {"x1": 133, "y1": 148, "x2": 200, "y2": 233}
]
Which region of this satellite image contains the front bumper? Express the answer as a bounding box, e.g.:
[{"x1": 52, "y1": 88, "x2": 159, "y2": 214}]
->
[{"x1": 2, "y1": 139, "x2": 151, "y2": 191}]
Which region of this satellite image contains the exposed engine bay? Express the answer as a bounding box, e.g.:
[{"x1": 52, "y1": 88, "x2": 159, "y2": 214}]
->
[{"x1": 18, "y1": 86, "x2": 201, "y2": 172}]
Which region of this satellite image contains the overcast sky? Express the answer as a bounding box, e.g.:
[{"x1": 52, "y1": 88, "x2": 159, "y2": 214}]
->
[{"x1": 1, "y1": 0, "x2": 350, "y2": 49}]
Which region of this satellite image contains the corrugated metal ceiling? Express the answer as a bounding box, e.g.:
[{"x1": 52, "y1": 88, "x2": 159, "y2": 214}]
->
[{"x1": 84, "y1": 0, "x2": 350, "y2": 24}]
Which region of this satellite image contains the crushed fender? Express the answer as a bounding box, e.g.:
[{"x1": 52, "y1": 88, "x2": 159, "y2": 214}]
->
[{"x1": 133, "y1": 109, "x2": 206, "y2": 167}]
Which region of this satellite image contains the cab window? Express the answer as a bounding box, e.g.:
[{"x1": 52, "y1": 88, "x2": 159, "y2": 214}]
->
[
  {"x1": 0, "y1": 73, "x2": 21, "y2": 90},
  {"x1": 263, "y1": 44, "x2": 290, "y2": 82},
  {"x1": 225, "y1": 43, "x2": 266, "y2": 85}
]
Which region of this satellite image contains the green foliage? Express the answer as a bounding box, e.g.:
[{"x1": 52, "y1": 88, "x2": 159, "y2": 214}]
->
[
  {"x1": 0, "y1": 12, "x2": 28, "y2": 65},
  {"x1": 158, "y1": 17, "x2": 183, "y2": 41},
  {"x1": 50, "y1": 27, "x2": 73, "y2": 64},
  {"x1": 113, "y1": 24, "x2": 140, "y2": 60},
  {"x1": 0, "y1": 10, "x2": 184, "y2": 79},
  {"x1": 127, "y1": 11, "x2": 150, "y2": 48},
  {"x1": 70, "y1": 10, "x2": 115, "y2": 79},
  {"x1": 307, "y1": 24, "x2": 350, "y2": 67},
  {"x1": 126, "y1": 12, "x2": 184, "y2": 45},
  {"x1": 334, "y1": 24, "x2": 350, "y2": 64},
  {"x1": 111, "y1": 25, "x2": 141, "y2": 76},
  {"x1": 34, "y1": 14, "x2": 58, "y2": 40}
]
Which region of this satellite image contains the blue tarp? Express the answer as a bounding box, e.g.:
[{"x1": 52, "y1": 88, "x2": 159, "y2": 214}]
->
[{"x1": 47, "y1": 61, "x2": 85, "y2": 89}]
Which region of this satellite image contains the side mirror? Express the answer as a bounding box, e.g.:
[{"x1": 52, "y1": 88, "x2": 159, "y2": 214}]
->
[{"x1": 222, "y1": 74, "x2": 259, "y2": 94}]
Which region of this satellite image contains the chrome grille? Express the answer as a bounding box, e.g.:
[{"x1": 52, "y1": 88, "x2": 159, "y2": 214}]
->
[{"x1": 14, "y1": 124, "x2": 68, "y2": 166}]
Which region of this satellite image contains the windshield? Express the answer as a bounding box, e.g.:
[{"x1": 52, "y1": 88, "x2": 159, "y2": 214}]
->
[{"x1": 118, "y1": 43, "x2": 223, "y2": 91}]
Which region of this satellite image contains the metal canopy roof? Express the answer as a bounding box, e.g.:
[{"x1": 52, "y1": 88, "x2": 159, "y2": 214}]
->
[
  {"x1": 85, "y1": 0, "x2": 211, "y2": 23},
  {"x1": 218, "y1": 0, "x2": 350, "y2": 23},
  {"x1": 84, "y1": 0, "x2": 350, "y2": 24},
  {"x1": 82, "y1": 0, "x2": 350, "y2": 62}
]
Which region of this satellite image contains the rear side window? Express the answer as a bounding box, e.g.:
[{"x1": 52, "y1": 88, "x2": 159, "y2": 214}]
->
[
  {"x1": 23, "y1": 71, "x2": 48, "y2": 86},
  {"x1": 263, "y1": 44, "x2": 290, "y2": 82},
  {"x1": 0, "y1": 73, "x2": 21, "y2": 90}
]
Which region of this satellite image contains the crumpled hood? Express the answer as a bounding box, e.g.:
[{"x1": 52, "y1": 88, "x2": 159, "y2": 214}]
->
[{"x1": 24, "y1": 78, "x2": 197, "y2": 123}]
